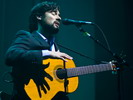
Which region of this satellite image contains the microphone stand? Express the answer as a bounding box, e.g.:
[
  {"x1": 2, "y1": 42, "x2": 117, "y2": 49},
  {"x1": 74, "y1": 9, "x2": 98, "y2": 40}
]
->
[{"x1": 75, "y1": 25, "x2": 128, "y2": 100}]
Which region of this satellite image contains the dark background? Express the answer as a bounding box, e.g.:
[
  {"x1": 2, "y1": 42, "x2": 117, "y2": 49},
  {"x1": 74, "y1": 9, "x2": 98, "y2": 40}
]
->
[{"x1": 0, "y1": 0, "x2": 133, "y2": 100}]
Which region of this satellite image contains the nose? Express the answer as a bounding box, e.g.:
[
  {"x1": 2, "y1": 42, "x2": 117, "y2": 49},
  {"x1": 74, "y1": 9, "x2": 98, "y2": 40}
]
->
[{"x1": 57, "y1": 15, "x2": 61, "y2": 21}]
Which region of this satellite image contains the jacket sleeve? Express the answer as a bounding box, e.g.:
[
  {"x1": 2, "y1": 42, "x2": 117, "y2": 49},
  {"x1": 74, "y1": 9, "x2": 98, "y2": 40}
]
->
[{"x1": 5, "y1": 30, "x2": 43, "y2": 67}]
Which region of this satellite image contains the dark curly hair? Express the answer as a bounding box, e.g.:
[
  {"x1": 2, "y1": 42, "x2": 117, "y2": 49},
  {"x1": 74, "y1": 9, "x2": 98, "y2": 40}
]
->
[{"x1": 29, "y1": 1, "x2": 59, "y2": 33}]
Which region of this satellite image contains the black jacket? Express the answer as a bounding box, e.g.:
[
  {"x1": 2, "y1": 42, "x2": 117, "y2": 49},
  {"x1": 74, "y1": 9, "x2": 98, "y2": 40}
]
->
[{"x1": 5, "y1": 30, "x2": 60, "y2": 100}]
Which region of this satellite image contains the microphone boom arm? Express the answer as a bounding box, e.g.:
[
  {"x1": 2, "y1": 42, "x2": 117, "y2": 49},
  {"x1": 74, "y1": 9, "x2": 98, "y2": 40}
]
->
[
  {"x1": 76, "y1": 25, "x2": 128, "y2": 66},
  {"x1": 75, "y1": 25, "x2": 129, "y2": 100}
]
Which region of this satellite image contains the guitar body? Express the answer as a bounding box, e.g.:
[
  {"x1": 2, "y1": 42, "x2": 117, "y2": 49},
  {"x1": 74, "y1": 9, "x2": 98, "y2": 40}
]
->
[{"x1": 24, "y1": 59, "x2": 79, "y2": 100}]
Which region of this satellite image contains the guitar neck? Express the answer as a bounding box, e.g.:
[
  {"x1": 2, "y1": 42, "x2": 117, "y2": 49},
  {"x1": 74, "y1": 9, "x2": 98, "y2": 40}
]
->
[{"x1": 66, "y1": 63, "x2": 113, "y2": 78}]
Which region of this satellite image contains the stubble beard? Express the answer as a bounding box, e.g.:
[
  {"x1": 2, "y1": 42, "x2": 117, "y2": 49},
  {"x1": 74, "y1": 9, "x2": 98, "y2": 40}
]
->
[{"x1": 42, "y1": 23, "x2": 59, "y2": 36}]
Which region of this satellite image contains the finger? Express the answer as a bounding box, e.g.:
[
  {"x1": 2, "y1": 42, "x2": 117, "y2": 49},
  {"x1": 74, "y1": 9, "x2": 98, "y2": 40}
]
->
[
  {"x1": 61, "y1": 53, "x2": 73, "y2": 60},
  {"x1": 53, "y1": 54, "x2": 67, "y2": 61},
  {"x1": 43, "y1": 80, "x2": 50, "y2": 90},
  {"x1": 45, "y1": 73, "x2": 53, "y2": 81},
  {"x1": 36, "y1": 84, "x2": 42, "y2": 97},
  {"x1": 42, "y1": 62, "x2": 50, "y2": 69},
  {"x1": 41, "y1": 84, "x2": 47, "y2": 94},
  {"x1": 59, "y1": 57, "x2": 68, "y2": 62}
]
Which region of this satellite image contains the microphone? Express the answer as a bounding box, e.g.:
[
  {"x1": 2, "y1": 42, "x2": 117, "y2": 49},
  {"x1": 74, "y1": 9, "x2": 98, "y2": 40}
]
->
[{"x1": 62, "y1": 18, "x2": 94, "y2": 25}]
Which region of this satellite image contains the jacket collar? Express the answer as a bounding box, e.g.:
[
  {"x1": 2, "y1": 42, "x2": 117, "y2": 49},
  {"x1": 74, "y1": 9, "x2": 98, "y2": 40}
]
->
[
  {"x1": 31, "y1": 31, "x2": 49, "y2": 47},
  {"x1": 31, "y1": 31, "x2": 59, "y2": 51}
]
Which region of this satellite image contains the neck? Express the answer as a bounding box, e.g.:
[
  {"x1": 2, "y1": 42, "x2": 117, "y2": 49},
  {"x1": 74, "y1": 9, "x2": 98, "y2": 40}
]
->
[{"x1": 37, "y1": 24, "x2": 55, "y2": 40}]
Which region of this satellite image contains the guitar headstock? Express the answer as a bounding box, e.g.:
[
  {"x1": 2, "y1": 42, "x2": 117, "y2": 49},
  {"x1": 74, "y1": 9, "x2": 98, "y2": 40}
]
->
[
  {"x1": 109, "y1": 60, "x2": 119, "y2": 74},
  {"x1": 110, "y1": 57, "x2": 129, "y2": 74}
]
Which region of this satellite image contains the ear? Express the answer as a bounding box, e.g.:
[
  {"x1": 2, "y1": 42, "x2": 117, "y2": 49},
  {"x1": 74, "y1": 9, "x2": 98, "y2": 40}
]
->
[{"x1": 36, "y1": 16, "x2": 42, "y2": 20}]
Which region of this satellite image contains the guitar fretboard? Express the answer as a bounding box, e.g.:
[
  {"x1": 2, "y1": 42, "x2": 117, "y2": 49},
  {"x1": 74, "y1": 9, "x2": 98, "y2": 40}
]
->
[{"x1": 66, "y1": 63, "x2": 112, "y2": 78}]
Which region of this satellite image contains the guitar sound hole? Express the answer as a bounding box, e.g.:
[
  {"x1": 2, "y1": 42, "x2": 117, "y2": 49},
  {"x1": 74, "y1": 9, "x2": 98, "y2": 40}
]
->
[{"x1": 56, "y1": 68, "x2": 67, "y2": 79}]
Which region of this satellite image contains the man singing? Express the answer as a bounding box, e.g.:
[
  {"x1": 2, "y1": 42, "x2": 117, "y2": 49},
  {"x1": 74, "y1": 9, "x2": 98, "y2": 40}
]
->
[{"x1": 5, "y1": 1, "x2": 72, "y2": 100}]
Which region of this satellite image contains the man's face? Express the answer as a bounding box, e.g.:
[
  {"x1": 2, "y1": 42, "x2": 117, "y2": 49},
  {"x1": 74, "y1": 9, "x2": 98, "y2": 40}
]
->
[{"x1": 39, "y1": 10, "x2": 61, "y2": 33}]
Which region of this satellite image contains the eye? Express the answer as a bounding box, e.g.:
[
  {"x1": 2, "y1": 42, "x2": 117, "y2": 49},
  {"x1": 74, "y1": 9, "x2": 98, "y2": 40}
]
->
[{"x1": 51, "y1": 11, "x2": 56, "y2": 15}]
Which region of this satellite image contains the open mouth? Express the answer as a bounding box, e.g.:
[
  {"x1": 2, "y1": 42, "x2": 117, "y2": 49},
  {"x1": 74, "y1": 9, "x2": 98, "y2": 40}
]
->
[{"x1": 54, "y1": 21, "x2": 60, "y2": 27}]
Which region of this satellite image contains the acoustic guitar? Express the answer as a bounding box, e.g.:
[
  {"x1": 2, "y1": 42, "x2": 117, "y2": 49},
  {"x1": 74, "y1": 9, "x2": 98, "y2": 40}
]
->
[{"x1": 24, "y1": 58, "x2": 116, "y2": 100}]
